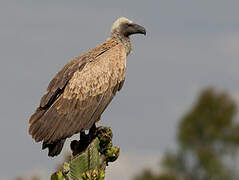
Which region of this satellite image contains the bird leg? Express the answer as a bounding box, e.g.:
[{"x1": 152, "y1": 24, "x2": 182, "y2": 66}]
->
[
  {"x1": 89, "y1": 123, "x2": 97, "y2": 140},
  {"x1": 70, "y1": 124, "x2": 97, "y2": 156},
  {"x1": 70, "y1": 131, "x2": 90, "y2": 155},
  {"x1": 80, "y1": 131, "x2": 89, "y2": 141}
]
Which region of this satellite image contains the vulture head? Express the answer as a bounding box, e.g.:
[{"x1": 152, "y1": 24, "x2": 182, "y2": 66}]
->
[{"x1": 111, "y1": 17, "x2": 146, "y2": 37}]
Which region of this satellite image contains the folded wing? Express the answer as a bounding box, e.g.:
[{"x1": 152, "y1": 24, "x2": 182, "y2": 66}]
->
[{"x1": 29, "y1": 39, "x2": 126, "y2": 150}]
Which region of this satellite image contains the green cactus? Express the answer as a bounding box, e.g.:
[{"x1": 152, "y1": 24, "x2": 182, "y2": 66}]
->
[{"x1": 51, "y1": 127, "x2": 119, "y2": 180}]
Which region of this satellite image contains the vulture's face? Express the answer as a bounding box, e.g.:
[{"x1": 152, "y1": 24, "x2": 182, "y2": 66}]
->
[{"x1": 111, "y1": 17, "x2": 146, "y2": 37}]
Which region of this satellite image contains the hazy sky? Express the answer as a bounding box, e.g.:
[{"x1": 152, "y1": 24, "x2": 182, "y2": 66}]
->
[{"x1": 1, "y1": 0, "x2": 239, "y2": 179}]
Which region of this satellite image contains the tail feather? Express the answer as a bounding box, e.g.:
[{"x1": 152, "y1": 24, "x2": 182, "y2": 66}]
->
[
  {"x1": 29, "y1": 107, "x2": 47, "y2": 140},
  {"x1": 29, "y1": 104, "x2": 66, "y2": 157},
  {"x1": 42, "y1": 139, "x2": 66, "y2": 157}
]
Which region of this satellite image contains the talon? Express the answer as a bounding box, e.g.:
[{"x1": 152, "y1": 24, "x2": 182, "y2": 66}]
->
[{"x1": 80, "y1": 131, "x2": 88, "y2": 140}]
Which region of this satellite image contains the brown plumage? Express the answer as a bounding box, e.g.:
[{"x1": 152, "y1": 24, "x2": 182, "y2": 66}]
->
[{"x1": 29, "y1": 17, "x2": 146, "y2": 157}]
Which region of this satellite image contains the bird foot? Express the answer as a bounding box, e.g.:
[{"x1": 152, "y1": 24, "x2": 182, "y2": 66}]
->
[
  {"x1": 70, "y1": 124, "x2": 98, "y2": 156},
  {"x1": 70, "y1": 126, "x2": 117, "y2": 158}
]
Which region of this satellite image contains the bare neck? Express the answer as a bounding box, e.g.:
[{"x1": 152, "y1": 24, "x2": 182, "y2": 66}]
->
[{"x1": 111, "y1": 33, "x2": 132, "y2": 56}]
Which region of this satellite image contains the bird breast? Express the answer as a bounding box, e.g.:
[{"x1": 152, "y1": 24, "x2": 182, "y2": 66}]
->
[{"x1": 63, "y1": 44, "x2": 127, "y2": 101}]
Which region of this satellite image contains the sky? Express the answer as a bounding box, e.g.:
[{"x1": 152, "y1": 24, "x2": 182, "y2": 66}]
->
[{"x1": 1, "y1": 0, "x2": 239, "y2": 179}]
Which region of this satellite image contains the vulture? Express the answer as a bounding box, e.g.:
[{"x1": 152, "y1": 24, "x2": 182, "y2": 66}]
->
[{"x1": 29, "y1": 17, "x2": 146, "y2": 157}]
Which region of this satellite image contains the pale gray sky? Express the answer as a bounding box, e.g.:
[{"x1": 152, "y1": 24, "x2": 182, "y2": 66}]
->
[{"x1": 1, "y1": 0, "x2": 239, "y2": 179}]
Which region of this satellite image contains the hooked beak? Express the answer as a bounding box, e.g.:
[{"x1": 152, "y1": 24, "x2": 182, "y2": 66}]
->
[{"x1": 133, "y1": 23, "x2": 146, "y2": 35}]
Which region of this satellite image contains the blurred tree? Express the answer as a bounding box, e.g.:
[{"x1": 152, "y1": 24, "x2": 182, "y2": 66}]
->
[
  {"x1": 133, "y1": 169, "x2": 178, "y2": 180},
  {"x1": 134, "y1": 88, "x2": 239, "y2": 180},
  {"x1": 13, "y1": 175, "x2": 41, "y2": 180}
]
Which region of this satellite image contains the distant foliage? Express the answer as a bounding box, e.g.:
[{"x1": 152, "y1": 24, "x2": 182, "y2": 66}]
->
[
  {"x1": 14, "y1": 175, "x2": 41, "y2": 180},
  {"x1": 133, "y1": 169, "x2": 177, "y2": 180},
  {"x1": 134, "y1": 88, "x2": 239, "y2": 180}
]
